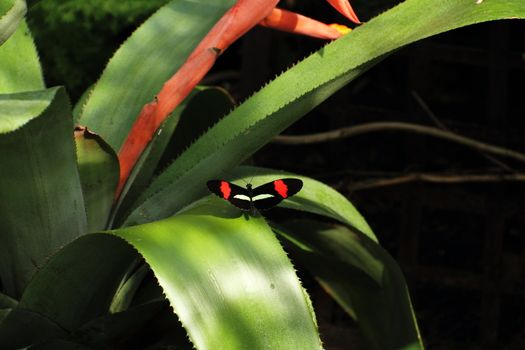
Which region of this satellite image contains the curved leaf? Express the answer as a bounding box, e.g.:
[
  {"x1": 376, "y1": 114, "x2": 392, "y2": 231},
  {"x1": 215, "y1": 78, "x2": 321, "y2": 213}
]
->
[
  {"x1": 276, "y1": 220, "x2": 423, "y2": 350},
  {"x1": 126, "y1": 0, "x2": 525, "y2": 226},
  {"x1": 79, "y1": 0, "x2": 236, "y2": 151},
  {"x1": 0, "y1": 87, "x2": 86, "y2": 298},
  {"x1": 111, "y1": 210, "x2": 323, "y2": 350},
  {"x1": 2, "y1": 207, "x2": 323, "y2": 349},
  {"x1": 0, "y1": 0, "x2": 26, "y2": 45},
  {"x1": 0, "y1": 19, "x2": 43, "y2": 93}
]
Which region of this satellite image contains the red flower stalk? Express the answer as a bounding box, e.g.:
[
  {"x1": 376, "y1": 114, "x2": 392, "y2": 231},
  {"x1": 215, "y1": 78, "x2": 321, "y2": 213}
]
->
[{"x1": 116, "y1": 0, "x2": 360, "y2": 198}]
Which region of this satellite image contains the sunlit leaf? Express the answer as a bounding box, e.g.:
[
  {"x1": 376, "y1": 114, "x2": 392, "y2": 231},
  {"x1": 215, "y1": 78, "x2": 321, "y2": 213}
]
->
[
  {"x1": 111, "y1": 210, "x2": 323, "y2": 349},
  {"x1": 0, "y1": 19, "x2": 43, "y2": 93},
  {"x1": 0, "y1": 0, "x2": 26, "y2": 45}
]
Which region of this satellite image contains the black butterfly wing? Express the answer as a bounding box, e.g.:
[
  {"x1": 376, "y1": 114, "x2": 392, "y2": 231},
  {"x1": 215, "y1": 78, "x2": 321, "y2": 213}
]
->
[
  {"x1": 251, "y1": 178, "x2": 303, "y2": 210},
  {"x1": 207, "y1": 180, "x2": 252, "y2": 211}
]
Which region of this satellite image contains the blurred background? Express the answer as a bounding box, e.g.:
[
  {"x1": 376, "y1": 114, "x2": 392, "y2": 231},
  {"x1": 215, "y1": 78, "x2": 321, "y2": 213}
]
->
[{"x1": 28, "y1": 0, "x2": 525, "y2": 348}]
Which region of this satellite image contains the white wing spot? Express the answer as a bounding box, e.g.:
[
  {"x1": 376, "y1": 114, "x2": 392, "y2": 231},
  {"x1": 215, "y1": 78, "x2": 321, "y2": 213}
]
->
[
  {"x1": 252, "y1": 194, "x2": 274, "y2": 201},
  {"x1": 233, "y1": 194, "x2": 251, "y2": 201}
]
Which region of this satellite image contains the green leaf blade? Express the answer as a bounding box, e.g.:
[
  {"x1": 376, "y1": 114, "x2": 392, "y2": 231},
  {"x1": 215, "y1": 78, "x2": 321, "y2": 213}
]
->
[
  {"x1": 112, "y1": 211, "x2": 323, "y2": 350},
  {"x1": 0, "y1": 0, "x2": 26, "y2": 45},
  {"x1": 0, "y1": 87, "x2": 87, "y2": 297},
  {"x1": 0, "y1": 19, "x2": 44, "y2": 93}
]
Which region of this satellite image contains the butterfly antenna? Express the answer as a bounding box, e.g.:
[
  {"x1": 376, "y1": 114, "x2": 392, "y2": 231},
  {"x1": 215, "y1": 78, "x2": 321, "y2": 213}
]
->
[{"x1": 239, "y1": 175, "x2": 254, "y2": 186}]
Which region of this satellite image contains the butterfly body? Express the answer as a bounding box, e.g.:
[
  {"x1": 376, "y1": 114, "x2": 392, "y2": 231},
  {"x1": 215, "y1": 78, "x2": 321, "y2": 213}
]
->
[{"x1": 207, "y1": 178, "x2": 303, "y2": 215}]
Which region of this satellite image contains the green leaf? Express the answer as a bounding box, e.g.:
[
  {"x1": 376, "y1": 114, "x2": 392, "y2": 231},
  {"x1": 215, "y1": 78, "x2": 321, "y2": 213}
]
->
[
  {"x1": 79, "y1": 0, "x2": 236, "y2": 151},
  {"x1": 3, "y1": 207, "x2": 323, "y2": 349},
  {"x1": 0, "y1": 19, "x2": 44, "y2": 93},
  {"x1": 126, "y1": 0, "x2": 525, "y2": 226},
  {"x1": 110, "y1": 210, "x2": 323, "y2": 350},
  {"x1": 0, "y1": 87, "x2": 87, "y2": 298},
  {"x1": 276, "y1": 220, "x2": 423, "y2": 350},
  {"x1": 0, "y1": 0, "x2": 26, "y2": 45},
  {"x1": 74, "y1": 127, "x2": 119, "y2": 232}
]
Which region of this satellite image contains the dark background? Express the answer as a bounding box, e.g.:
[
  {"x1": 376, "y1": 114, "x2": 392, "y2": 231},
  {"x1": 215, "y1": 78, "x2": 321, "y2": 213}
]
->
[{"x1": 28, "y1": 0, "x2": 525, "y2": 349}]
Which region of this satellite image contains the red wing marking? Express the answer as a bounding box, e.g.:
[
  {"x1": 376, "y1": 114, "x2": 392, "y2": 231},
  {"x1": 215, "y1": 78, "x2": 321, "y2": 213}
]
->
[
  {"x1": 220, "y1": 181, "x2": 231, "y2": 199},
  {"x1": 273, "y1": 179, "x2": 288, "y2": 198}
]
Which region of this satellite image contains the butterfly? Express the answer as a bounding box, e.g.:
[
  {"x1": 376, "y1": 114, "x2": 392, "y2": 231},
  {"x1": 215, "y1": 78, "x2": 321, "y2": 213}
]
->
[{"x1": 207, "y1": 178, "x2": 303, "y2": 214}]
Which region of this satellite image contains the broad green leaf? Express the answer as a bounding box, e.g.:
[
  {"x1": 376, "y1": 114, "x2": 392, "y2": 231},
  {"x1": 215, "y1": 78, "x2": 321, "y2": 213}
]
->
[
  {"x1": 74, "y1": 126, "x2": 119, "y2": 232},
  {"x1": 79, "y1": 0, "x2": 236, "y2": 151},
  {"x1": 3, "y1": 207, "x2": 323, "y2": 349},
  {"x1": 276, "y1": 220, "x2": 422, "y2": 350},
  {"x1": 0, "y1": 0, "x2": 26, "y2": 45},
  {"x1": 111, "y1": 210, "x2": 323, "y2": 350},
  {"x1": 126, "y1": 0, "x2": 525, "y2": 226},
  {"x1": 0, "y1": 87, "x2": 86, "y2": 298},
  {"x1": 0, "y1": 19, "x2": 43, "y2": 93}
]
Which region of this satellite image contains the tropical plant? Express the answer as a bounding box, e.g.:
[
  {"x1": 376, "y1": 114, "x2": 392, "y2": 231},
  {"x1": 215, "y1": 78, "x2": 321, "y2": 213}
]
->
[{"x1": 0, "y1": 0, "x2": 523, "y2": 349}]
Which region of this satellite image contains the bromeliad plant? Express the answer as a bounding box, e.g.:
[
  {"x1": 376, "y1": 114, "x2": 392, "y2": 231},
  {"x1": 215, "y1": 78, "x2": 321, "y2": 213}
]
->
[{"x1": 0, "y1": 0, "x2": 523, "y2": 349}]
